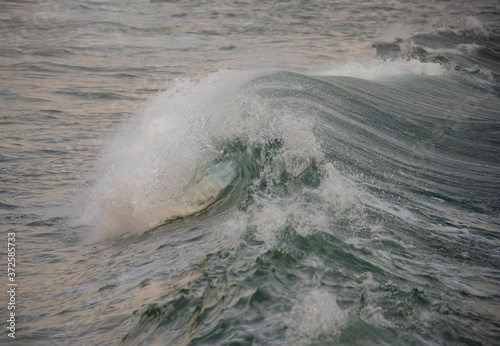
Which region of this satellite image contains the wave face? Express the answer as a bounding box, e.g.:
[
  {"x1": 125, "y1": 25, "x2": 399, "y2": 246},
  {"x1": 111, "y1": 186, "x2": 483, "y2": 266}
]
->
[{"x1": 2, "y1": 1, "x2": 499, "y2": 345}]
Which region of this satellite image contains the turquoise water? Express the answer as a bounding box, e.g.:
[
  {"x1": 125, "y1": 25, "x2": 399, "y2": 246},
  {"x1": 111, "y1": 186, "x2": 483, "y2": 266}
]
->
[{"x1": 1, "y1": 1, "x2": 499, "y2": 345}]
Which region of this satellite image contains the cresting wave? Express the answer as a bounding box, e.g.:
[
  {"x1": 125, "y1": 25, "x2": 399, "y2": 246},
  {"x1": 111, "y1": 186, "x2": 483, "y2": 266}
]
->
[
  {"x1": 78, "y1": 69, "x2": 325, "y2": 240},
  {"x1": 77, "y1": 59, "x2": 435, "y2": 240},
  {"x1": 77, "y1": 30, "x2": 498, "y2": 243},
  {"x1": 74, "y1": 16, "x2": 500, "y2": 243}
]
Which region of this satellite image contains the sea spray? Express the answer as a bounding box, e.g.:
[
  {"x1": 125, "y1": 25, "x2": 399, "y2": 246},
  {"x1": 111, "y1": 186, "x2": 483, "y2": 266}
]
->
[{"x1": 78, "y1": 70, "x2": 323, "y2": 240}]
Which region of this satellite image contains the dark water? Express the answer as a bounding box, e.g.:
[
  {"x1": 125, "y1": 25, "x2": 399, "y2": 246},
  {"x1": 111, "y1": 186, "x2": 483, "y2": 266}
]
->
[{"x1": 1, "y1": 0, "x2": 500, "y2": 345}]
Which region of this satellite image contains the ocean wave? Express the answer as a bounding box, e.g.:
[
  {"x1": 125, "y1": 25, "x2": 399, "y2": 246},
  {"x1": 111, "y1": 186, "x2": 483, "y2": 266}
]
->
[{"x1": 75, "y1": 54, "x2": 499, "y2": 247}]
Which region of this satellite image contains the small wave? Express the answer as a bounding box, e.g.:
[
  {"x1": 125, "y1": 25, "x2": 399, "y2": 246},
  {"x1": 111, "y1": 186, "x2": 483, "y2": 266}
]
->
[
  {"x1": 0, "y1": 48, "x2": 23, "y2": 58},
  {"x1": 0, "y1": 202, "x2": 18, "y2": 210},
  {"x1": 369, "y1": 17, "x2": 500, "y2": 78},
  {"x1": 434, "y1": 17, "x2": 490, "y2": 40},
  {"x1": 32, "y1": 48, "x2": 74, "y2": 57},
  {"x1": 318, "y1": 59, "x2": 446, "y2": 79}
]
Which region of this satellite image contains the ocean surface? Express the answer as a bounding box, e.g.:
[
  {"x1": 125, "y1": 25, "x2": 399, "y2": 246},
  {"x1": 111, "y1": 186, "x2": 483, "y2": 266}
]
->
[{"x1": 1, "y1": 0, "x2": 500, "y2": 345}]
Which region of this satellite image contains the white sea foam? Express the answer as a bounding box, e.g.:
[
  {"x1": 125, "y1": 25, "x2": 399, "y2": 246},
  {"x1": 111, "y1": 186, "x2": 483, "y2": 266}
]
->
[
  {"x1": 436, "y1": 17, "x2": 489, "y2": 40},
  {"x1": 320, "y1": 59, "x2": 446, "y2": 79},
  {"x1": 320, "y1": 17, "x2": 489, "y2": 80},
  {"x1": 360, "y1": 304, "x2": 393, "y2": 328},
  {"x1": 219, "y1": 160, "x2": 366, "y2": 248},
  {"x1": 286, "y1": 289, "x2": 347, "y2": 344},
  {"x1": 425, "y1": 43, "x2": 482, "y2": 56}
]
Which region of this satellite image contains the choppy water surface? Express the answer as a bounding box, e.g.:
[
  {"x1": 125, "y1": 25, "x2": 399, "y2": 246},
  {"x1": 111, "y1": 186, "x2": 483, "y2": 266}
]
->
[{"x1": 1, "y1": 0, "x2": 500, "y2": 345}]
